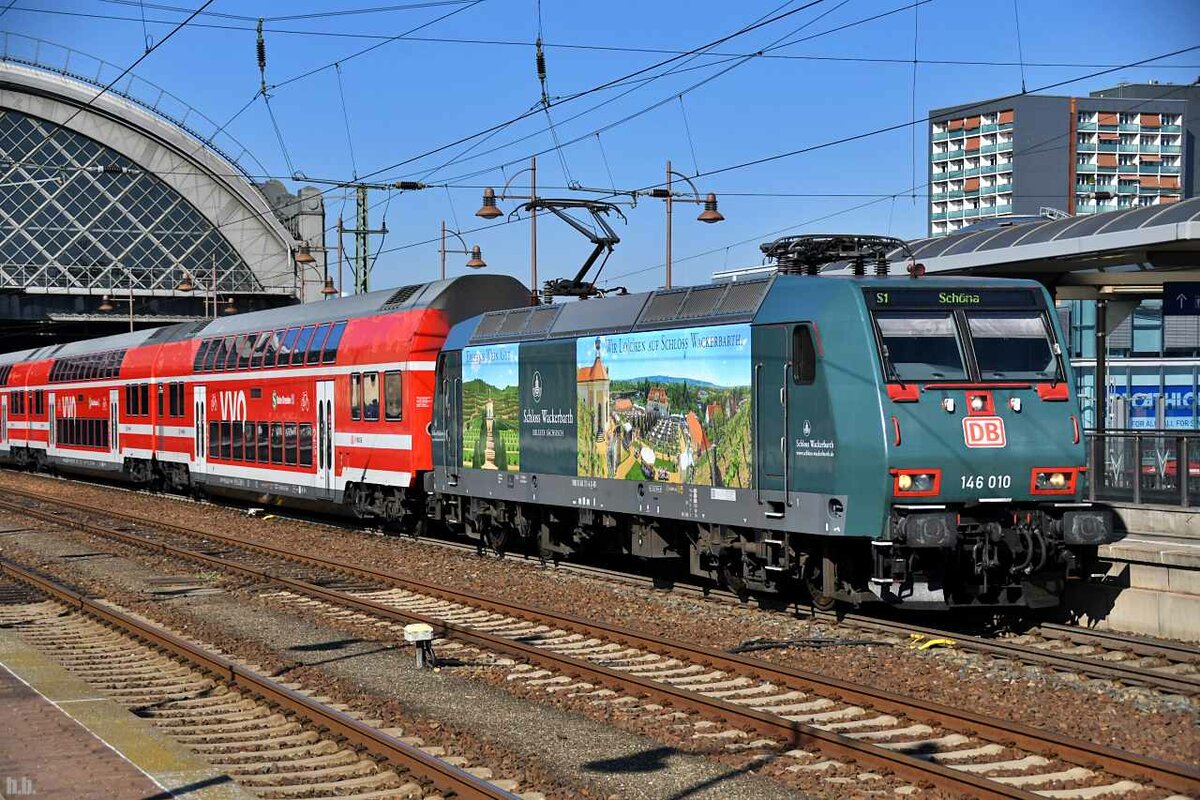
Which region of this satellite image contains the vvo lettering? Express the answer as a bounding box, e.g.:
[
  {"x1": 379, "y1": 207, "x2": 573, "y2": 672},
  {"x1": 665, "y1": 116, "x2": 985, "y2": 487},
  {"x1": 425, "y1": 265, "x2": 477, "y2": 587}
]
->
[
  {"x1": 217, "y1": 390, "x2": 247, "y2": 421},
  {"x1": 963, "y1": 416, "x2": 1006, "y2": 448}
]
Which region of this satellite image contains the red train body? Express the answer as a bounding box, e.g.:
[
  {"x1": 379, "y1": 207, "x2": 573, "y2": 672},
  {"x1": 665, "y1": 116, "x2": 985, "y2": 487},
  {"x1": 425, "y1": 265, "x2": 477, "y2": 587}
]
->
[{"x1": 0, "y1": 275, "x2": 528, "y2": 519}]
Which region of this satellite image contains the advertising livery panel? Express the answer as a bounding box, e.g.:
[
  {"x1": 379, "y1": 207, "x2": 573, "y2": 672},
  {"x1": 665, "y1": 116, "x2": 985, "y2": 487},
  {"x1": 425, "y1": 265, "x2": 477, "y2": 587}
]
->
[{"x1": 462, "y1": 323, "x2": 753, "y2": 487}]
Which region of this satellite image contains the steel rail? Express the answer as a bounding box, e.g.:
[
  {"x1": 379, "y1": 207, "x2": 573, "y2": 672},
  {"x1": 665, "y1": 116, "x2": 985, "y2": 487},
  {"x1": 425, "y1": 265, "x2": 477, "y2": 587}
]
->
[
  {"x1": 0, "y1": 556, "x2": 519, "y2": 800},
  {"x1": 3, "y1": 494, "x2": 1197, "y2": 797},
  {"x1": 8, "y1": 472, "x2": 1197, "y2": 692}
]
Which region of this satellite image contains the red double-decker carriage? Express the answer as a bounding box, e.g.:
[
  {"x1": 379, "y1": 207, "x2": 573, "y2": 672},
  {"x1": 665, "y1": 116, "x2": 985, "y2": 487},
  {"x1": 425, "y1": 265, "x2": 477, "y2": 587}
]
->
[{"x1": 0, "y1": 275, "x2": 528, "y2": 522}]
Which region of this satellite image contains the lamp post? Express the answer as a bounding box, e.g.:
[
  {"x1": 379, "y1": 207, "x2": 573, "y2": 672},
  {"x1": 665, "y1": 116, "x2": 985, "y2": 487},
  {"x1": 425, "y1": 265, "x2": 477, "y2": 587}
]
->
[
  {"x1": 176, "y1": 253, "x2": 242, "y2": 317},
  {"x1": 439, "y1": 220, "x2": 487, "y2": 280},
  {"x1": 98, "y1": 261, "x2": 134, "y2": 332},
  {"x1": 294, "y1": 240, "x2": 337, "y2": 301},
  {"x1": 651, "y1": 160, "x2": 724, "y2": 289},
  {"x1": 476, "y1": 155, "x2": 539, "y2": 304}
]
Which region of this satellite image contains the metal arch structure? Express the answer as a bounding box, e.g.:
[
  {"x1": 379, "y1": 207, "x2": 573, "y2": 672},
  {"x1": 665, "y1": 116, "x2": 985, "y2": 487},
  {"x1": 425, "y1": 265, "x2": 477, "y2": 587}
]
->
[{"x1": 0, "y1": 42, "x2": 318, "y2": 350}]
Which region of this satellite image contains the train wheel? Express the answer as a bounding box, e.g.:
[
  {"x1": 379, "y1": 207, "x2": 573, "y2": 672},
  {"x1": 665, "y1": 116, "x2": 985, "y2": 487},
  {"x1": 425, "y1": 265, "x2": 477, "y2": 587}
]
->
[
  {"x1": 803, "y1": 558, "x2": 837, "y2": 612},
  {"x1": 719, "y1": 553, "x2": 748, "y2": 599}
]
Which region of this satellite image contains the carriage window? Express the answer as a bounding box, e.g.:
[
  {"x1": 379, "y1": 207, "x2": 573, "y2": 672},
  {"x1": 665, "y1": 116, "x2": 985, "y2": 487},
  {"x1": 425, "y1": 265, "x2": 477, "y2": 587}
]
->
[
  {"x1": 249, "y1": 332, "x2": 271, "y2": 368},
  {"x1": 384, "y1": 371, "x2": 402, "y2": 421},
  {"x1": 140, "y1": 383, "x2": 150, "y2": 415},
  {"x1": 265, "y1": 330, "x2": 284, "y2": 367},
  {"x1": 321, "y1": 321, "x2": 347, "y2": 363},
  {"x1": 278, "y1": 328, "x2": 300, "y2": 366},
  {"x1": 874, "y1": 313, "x2": 967, "y2": 381},
  {"x1": 306, "y1": 323, "x2": 331, "y2": 365},
  {"x1": 291, "y1": 326, "x2": 316, "y2": 366},
  {"x1": 284, "y1": 422, "x2": 298, "y2": 465},
  {"x1": 350, "y1": 373, "x2": 362, "y2": 420},
  {"x1": 236, "y1": 335, "x2": 255, "y2": 369},
  {"x1": 204, "y1": 339, "x2": 224, "y2": 371},
  {"x1": 244, "y1": 421, "x2": 257, "y2": 462},
  {"x1": 219, "y1": 422, "x2": 232, "y2": 460},
  {"x1": 966, "y1": 312, "x2": 1061, "y2": 381},
  {"x1": 270, "y1": 422, "x2": 284, "y2": 464},
  {"x1": 257, "y1": 422, "x2": 270, "y2": 462},
  {"x1": 299, "y1": 423, "x2": 313, "y2": 467},
  {"x1": 157, "y1": 384, "x2": 164, "y2": 416},
  {"x1": 363, "y1": 372, "x2": 380, "y2": 421},
  {"x1": 231, "y1": 421, "x2": 244, "y2": 460},
  {"x1": 209, "y1": 421, "x2": 219, "y2": 458},
  {"x1": 222, "y1": 337, "x2": 239, "y2": 371},
  {"x1": 195, "y1": 340, "x2": 210, "y2": 371}
]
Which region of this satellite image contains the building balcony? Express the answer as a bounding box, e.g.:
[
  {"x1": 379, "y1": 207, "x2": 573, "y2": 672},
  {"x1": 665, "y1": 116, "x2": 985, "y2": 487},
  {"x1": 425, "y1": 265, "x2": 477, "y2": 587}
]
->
[
  {"x1": 1096, "y1": 143, "x2": 1119, "y2": 152},
  {"x1": 931, "y1": 211, "x2": 947, "y2": 220},
  {"x1": 1117, "y1": 184, "x2": 1138, "y2": 194},
  {"x1": 1119, "y1": 123, "x2": 1140, "y2": 132},
  {"x1": 1160, "y1": 165, "x2": 1181, "y2": 174},
  {"x1": 993, "y1": 204, "x2": 1012, "y2": 213},
  {"x1": 1161, "y1": 145, "x2": 1182, "y2": 154},
  {"x1": 948, "y1": 209, "x2": 965, "y2": 219},
  {"x1": 1076, "y1": 164, "x2": 1097, "y2": 173},
  {"x1": 1139, "y1": 145, "x2": 1161, "y2": 154},
  {"x1": 1119, "y1": 143, "x2": 1141, "y2": 152},
  {"x1": 1077, "y1": 122, "x2": 1097, "y2": 132},
  {"x1": 980, "y1": 123, "x2": 999, "y2": 133},
  {"x1": 1161, "y1": 124, "x2": 1182, "y2": 133},
  {"x1": 942, "y1": 169, "x2": 964, "y2": 179},
  {"x1": 932, "y1": 130, "x2": 950, "y2": 142}
]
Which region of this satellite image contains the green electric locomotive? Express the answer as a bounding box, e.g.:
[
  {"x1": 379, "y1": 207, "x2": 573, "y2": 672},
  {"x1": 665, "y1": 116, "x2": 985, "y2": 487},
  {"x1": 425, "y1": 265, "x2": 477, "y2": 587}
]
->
[{"x1": 428, "y1": 235, "x2": 1116, "y2": 609}]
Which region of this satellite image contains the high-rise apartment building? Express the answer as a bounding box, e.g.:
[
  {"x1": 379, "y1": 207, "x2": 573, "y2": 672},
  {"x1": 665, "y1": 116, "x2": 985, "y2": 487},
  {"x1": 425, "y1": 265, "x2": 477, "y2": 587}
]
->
[{"x1": 928, "y1": 82, "x2": 1197, "y2": 237}]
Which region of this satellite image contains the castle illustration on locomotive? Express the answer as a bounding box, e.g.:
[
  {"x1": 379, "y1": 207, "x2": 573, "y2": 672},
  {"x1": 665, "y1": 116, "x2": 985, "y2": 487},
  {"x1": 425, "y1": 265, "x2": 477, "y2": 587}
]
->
[{"x1": 0, "y1": 235, "x2": 1118, "y2": 611}]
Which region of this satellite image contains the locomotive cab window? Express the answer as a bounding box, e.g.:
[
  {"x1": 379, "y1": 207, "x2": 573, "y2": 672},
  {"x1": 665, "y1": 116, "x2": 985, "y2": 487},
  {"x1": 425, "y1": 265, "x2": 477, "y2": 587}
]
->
[
  {"x1": 874, "y1": 312, "x2": 967, "y2": 381},
  {"x1": 792, "y1": 326, "x2": 816, "y2": 385},
  {"x1": 384, "y1": 371, "x2": 402, "y2": 421},
  {"x1": 966, "y1": 312, "x2": 1062, "y2": 381}
]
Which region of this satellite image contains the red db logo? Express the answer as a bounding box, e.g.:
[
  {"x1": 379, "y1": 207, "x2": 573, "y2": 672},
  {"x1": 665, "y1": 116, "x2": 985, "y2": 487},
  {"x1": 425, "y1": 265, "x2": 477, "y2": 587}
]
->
[{"x1": 963, "y1": 416, "x2": 1006, "y2": 448}]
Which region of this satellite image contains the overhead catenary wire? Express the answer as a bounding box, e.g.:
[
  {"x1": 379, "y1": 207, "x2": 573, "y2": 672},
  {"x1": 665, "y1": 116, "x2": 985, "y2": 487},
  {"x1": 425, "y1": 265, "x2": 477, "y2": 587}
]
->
[
  {"x1": 1012, "y1": 0, "x2": 1028, "y2": 93},
  {"x1": 603, "y1": 72, "x2": 1200, "y2": 285},
  {"x1": 679, "y1": 95, "x2": 701, "y2": 176},
  {"x1": 335, "y1": 63, "x2": 360, "y2": 179},
  {"x1": 16, "y1": 4, "x2": 1200, "y2": 72},
  {"x1": 98, "y1": 0, "x2": 480, "y2": 23}
]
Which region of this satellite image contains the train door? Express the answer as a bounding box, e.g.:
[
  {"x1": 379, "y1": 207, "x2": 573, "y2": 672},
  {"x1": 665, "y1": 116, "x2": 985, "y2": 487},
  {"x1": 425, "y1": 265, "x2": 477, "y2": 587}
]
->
[
  {"x1": 753, "y1": 325, "x2": 790, "y2": 510},
  {"x1": 437, "y1": 352, "x2": 462, "y2": 484},
  {"x1": 47, "y1": 392, "x2": 55, "y2": 453},
  {"x1": 1, "y1": 393, "x2": 7, "y2": 452},
  {"x1": 316, "y1": 380, "x2": 335, "y2": 496},
  {"x1": 109, "y1": 388, "x2": 119, "y2": 459},
  {"x1": 193, "y1": 385, "x2": 207, "y2": 477}
]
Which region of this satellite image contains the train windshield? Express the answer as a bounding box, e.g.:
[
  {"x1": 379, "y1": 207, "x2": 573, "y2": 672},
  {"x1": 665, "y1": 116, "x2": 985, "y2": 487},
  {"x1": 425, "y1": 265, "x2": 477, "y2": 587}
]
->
[
  {"x1": 874, "y1": 313, "x2": 967, "y2": 381},
  {"x1": 966, "y1": 312, "x2": 1061, "y2": 380}
]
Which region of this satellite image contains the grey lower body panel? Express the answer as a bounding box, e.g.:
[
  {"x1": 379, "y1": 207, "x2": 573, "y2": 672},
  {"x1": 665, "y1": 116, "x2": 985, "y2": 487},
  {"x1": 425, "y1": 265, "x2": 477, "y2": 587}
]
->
[{"x1": 434, "y1": 467, "x2": 849, "y2": 536}]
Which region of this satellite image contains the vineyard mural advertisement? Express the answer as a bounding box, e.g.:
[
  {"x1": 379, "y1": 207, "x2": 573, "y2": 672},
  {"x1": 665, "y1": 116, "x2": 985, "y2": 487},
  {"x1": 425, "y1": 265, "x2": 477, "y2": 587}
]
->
[
  {"x1": 576, "y1": 324, "x2": 753, "y2": 488},
  {"x1": 462, "y1": 343, "x2": 520, "y2": 471}
]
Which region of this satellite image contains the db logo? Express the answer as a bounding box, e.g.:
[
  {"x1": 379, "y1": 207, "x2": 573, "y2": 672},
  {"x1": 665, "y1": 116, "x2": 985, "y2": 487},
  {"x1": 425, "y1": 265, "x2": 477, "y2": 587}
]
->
[{"x1": 963, "y1": 416, "x2": 1006, "y2": 448}]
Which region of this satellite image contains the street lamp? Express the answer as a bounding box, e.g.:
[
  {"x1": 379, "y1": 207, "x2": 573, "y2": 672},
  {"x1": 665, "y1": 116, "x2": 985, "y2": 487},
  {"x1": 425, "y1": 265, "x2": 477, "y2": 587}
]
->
[
  {"x1": 649, "y1": 160, "x2": 724, "y2": 289},
  {"x1": 176, "y1": 253, "x2": 220, "y2": 319},
  {"x1": 477, "y1": 155, "x2": 540, "y2": 304},
  {"x1": 295, "y1": 240, "x2": 338, "y2": 301},
  {"x1": 98, "y1": 261, "x2": 135, "y2": 332},
  {"x1": 439, "y1": 220, "x2": 486, "y2": 280}
]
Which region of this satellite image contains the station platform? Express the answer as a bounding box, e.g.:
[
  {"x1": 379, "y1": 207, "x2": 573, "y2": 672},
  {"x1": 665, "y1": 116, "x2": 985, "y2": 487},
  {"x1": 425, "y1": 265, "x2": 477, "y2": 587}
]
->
[
  {"x1": 0, "y1": 626, "x2": 251, "y2": 800},
  {"x1": 1065, "y1": 509, "x2": 1200, "y2": 642}
]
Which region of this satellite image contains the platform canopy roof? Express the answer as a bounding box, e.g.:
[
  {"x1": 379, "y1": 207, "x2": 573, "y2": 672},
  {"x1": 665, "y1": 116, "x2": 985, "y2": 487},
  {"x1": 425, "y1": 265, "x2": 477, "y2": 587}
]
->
[{"x1": 898, "y1": 198, "x2": 1200, "y2": 297}]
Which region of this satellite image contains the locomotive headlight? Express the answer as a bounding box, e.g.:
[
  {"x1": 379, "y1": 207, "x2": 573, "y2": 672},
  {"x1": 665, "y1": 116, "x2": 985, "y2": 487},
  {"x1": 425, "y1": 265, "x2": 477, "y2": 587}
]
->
[
  {"x1": 1034, "y1": 470, "x2": 1072, "y2": 491},
  {"x1": 895, "y1": 472, "x2": 937, "y2": 495},
  {"x1": 941, "y1": 398, "x2": 955, "y2": 413},
  {"x1": 1049, "y1": 471, "x2": 1067, "y2": 487},
  {"x1": 970, "y1": 396, "x2": 985, "y2": 412}
]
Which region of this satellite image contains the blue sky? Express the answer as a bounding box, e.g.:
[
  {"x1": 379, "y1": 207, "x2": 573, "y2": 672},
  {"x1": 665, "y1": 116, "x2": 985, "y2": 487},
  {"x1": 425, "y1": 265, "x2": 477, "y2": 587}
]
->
[
  {"x1": 585, "y1": 324, "x2": 752, "y2": 387},
  {"x1": 6, "y1": 0, "x2": 1198, "y2": 293}
]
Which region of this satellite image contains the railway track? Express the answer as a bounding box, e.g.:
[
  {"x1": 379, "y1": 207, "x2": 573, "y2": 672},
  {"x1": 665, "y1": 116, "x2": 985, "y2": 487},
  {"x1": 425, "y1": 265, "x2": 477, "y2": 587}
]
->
[
  {"x1": 1, "y1": 491, "x2": 1196, "y2": 799},
  {"x1": 4, "y1": 472, "x2": 1197, "y2": 698},
  {"x1": 0, "y1": 565, "x2": 527, "y2": 800}
]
